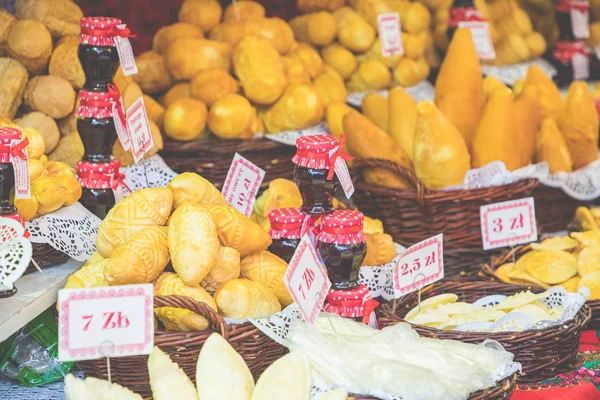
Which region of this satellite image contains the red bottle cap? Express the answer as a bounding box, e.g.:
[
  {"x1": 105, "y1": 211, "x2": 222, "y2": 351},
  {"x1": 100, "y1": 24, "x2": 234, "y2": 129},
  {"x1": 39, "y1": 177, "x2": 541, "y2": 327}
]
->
[
  {"x1": 319, "y1": 209, "x2": 366, "y2": 244},
  {"x1": 268, "y1": 208, "x2": 304, "y2": 240},
  {"x1": 556, "y1": 0, "x2": 589, "y2": 12},
  {"x1": 0, "y1": 127, "x2": 22, "y2": 162},
  {"x1": 77, "y1": 90, "x2": 121, "y2": 119},
  {"x1": 292, "y1": 134, "x2": 340, "y2": 170},
  {"x1": 77, "y1": 160, "x2": 124, "y2": 190}
]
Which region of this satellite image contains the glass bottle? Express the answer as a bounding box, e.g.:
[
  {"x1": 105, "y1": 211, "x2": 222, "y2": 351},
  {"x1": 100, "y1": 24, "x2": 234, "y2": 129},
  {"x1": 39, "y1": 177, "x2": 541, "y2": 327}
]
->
[
  {"x1": 79, "y1": 17, "x2": 122, "y2": 92},
  {"x1": 267, "y1": 208, "x2": 303, "y2": 263},
  {"x1": 447, "y1": 0, "x2": 483, "y2": 41}
]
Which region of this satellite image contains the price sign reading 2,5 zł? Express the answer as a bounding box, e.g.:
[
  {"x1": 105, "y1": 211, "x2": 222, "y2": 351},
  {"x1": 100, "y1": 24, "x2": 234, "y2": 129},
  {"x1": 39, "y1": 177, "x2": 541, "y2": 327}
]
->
[
  {"x1": 222, "y1": 153, "x2": 265, "y2": 218},
  {"x1": 58, "y1": 284, "x2": 154, "y2": 362},
  {"x1": 284, "y1": 234, "x2": 331, "y2": 325},
  {"x1": 393, "y1": 234, "x2": 444, "y2": 298},
  {"x1": 480, "y1": 197, "x2": 537, "y2": 251}
]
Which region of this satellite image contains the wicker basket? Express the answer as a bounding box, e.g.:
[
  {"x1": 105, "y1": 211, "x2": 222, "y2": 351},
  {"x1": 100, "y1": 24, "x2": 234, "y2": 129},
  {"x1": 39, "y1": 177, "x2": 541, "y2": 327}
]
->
[
  {"x1": 481, "y1": 244, "x2": 600, "y2": 330},
  {"x1": 26, "y1": 243, "x2": 70, "y2": 274},
  {"x1": 533, "y1": 184, "x2": 590, "y2": 233},
  {"x1": 378, "y1": 281, "x2": 591, "y2": 383},
  {"x1": 350, "y1": 373, "x2": 517, "y2": 400},
  {"x1": 79, "y1": 295, "x2": 287, "y2": 398},
  {"x1": 351, "y1": 158, "x2": 539, "y2": 277},
  {"x1": 160, "y1": 136, "x2": 295, "y2": 191}
]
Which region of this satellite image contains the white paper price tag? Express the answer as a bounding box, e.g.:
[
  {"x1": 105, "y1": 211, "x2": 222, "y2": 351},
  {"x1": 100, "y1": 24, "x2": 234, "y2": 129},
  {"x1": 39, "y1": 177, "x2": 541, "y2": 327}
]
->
[
  {"x1": 480, "y1": 197, "x2": 537, "y2": 251},
  {"x1": 378, "y1": 13, "x2": 403, "y2": 57},
  {"x1": 222, "y1": 153, "x2": 265, "y2": 217},
  {"x1": 458, "y1": 21, "x2": 496, "y2": 60},
  {"x1": 393, "y1": 234, "x2": 444, "y2": 298},
  {"x1": 58, "y1": 284, "x2": 154, "y2": 362},
  {"x1": 11, "y1": 139, "x2": 30, "y2": 199},
  {"x1": 328, "y1": 146, "x2": 354, "y2": 199},
  {"x1": 114, "y1": 24, "x2": 138, "y2": 76},
  {"x1": 571, "y1": 4, "x2": 590, "y2": 39},
  {"x1": 284, "y1": 235, "x2": 331, "y2": 325},
  {"x1": 126, "y1": 96, "x2": 154, "y2": 164},
  {"x1": 572, "y1": 52, "x2": 590, "y2": 80},
  {"x1": 264, "y1": 122, "x2": 329, "y2": 146},
  {"x1": 112, "y1": 101, "x2": 131, "y2": 151}
]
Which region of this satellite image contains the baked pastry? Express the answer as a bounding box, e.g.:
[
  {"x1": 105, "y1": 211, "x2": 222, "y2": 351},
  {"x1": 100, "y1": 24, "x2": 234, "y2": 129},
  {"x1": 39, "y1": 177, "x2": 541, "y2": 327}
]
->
[
  {"x1": 252, "y1": 178, "x2": 302, "y2": 227},
  {"x1": 190, "y1": 68, "x2": 239, "y2": 107},
  {"x1": 96, "y1": 188, "x2": 173, "y2": 258},
  {"x1": 389, "y1": 86, "x2": 417, "y2": 160},
  {"x1": 203, "y1": 204, "x2": 272, "y2": 257},
  {"x1": 168, "y1": 172, "x2": 227, "y2": 209},
  {"x1": 361, "y1": 93, "x2": 389, "y2": 132},
  {"x1": 104, "y1": 226, "x2": 169, "y2": 286},
  {"x1": 201, "y1": 246, "x2": 241, "y2": 294},
  {"x1": 261, "y1": 83, "x2": 324, "y2": 133},
  {"x1": 214, "y1": 279, "x2": 281, "y2": 319},
  {"x1": 321, "y1": 43, "x2": 357, "y2": 79},
  {"x1": 148, "y1": 346, "x2": 199, "y2": 400},
  {"x1": 514, "y1": 84, "x2": 542, "y2": 167},
  {"x1": 152, "y1": 23, "x2": 204, "y2": 54},
  {"x1": 64, "y1": 259, "x2": 109, "y2": 290},
  {"x1": 535, "y1": 118, "x2": 573, "y2": 173},
  {"x1": 241, "y1": 250, "x2": 292, "y2": 306},
  {"x1": 169, "y1": 203, "x2": 220, "y2": 285},
  {"x1": 154, "y1": 272, "x2": 218, "y2": 331},
  {"x1": 524, "y1": 65, "x2": 563, "y2": 120},
  {"x1": 363, "y1": 232, "x2": 396, "y2": 266}
]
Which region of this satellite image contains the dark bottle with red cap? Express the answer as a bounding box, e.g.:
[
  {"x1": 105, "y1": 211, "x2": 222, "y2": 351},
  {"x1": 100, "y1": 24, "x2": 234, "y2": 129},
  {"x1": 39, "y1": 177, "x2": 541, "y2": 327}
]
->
[
  {"x1": 446, "y1": 0, "x2": 484, "y2": 41},
  {"x1": 267, "y1": 207, "x2": 303, "y2": 263},
  {"x1": 551, "y1": 0, "x2": 591, "y2": 85},
  {"x1": 292, "y1": 135, "x2": 341, "y2": 216}
]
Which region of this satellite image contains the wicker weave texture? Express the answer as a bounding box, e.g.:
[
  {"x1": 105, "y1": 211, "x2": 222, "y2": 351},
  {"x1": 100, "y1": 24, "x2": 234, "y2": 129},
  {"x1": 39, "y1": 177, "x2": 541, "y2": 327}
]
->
[{"x1": 379, "y1": 281, "x2": 591, "y2": 383}]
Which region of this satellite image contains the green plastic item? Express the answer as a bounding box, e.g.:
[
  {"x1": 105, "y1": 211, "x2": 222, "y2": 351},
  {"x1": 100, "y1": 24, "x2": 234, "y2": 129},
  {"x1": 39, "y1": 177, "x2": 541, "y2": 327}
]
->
[{"x1": 0, "y1": 309, "x2": 74, "y2": 387}]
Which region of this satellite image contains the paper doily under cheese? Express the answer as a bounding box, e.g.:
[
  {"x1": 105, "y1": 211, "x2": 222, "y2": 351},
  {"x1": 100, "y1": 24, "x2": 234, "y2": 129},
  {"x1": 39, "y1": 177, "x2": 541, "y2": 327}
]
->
[
  {"x1": 346, "y1": 80, "x2": 435, "y2": 107},
  {"x1": 26, "y1": 203, "x2": 101, "y2": 262},
  {"x1": 481, "y1": 58, "x2": 557, "y2": 86},
  {"x1": 264, "y1": 122, "x2": 329, "y2": 146},
  {"x1": 359, "y1": 243, "x2": 405, "y2": 301},
  {"x1": 120, "y1": 154, "x2": 178, "y2": 196},
  {"x1": 0, "y1": 219, "x2": 31, "y2": 289}
]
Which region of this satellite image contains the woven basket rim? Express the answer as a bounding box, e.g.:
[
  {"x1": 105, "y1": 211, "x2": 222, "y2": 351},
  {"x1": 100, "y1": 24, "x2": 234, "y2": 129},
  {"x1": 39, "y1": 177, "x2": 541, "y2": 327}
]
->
[
  {"x1": 380, "y1": 280, "x2": 592, "y2": 338},
  {"x1": 161, "y1": 134, "x2": 292, "y2": 155}
]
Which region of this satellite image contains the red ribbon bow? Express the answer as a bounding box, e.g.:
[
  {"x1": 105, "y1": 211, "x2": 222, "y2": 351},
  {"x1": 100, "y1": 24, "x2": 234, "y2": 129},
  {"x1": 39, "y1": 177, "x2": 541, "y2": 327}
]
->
[
  {"x1": 557, "y1": 0, "x2": 589, "y2": 12},
  {"x1": 110, "y1": 170, "x2": 129, "y2": 191},
  {"x1": 111, "y1": 25, "x2": 137, "y2": 39},
  {"x1": 107, "y1": 84, "x2": 128, "y2": 126},
  {"x1": 326, "y1": 135, "x2": 354, "y2": 180},
  {"x1": 552, "y1": 41, "x2": 589, "y2": 64},
  {"x1": 362, "y1": 298, "x2": 380, "y2": 325},
  {"x1": 11, "y1": 138, "x2": 28, "y2": 160},
  {"x1": 449, "y1": 7, "x2": 484, "y2": 26}
]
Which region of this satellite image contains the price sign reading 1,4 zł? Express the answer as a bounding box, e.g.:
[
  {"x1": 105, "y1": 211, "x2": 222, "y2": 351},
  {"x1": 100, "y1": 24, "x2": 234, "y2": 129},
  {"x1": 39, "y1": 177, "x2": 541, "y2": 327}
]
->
[
  {"x1": 393, "y1": 234, "x2": 444, "y2": 298},
  {"x1": 480, "y1": 197, "x2": 537, "y2": 251},
  {"x1": 58, "y1": 284, "x2": 154, "y2": 362},
  {"x1": 377, "y1": 13, "x2": 403, "y2": 57},
  {"x1": 284, "y1": 234, "x2": 331, "y2": 325},
  {"x1": 222, "y1": 153, "x2": 265, "y2": 217}
]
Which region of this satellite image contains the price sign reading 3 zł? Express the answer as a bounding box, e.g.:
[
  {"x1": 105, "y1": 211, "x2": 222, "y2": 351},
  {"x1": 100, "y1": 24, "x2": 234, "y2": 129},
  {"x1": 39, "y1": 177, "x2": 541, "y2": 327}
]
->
[
  {"x1": 58, "y1": 284, "x2": 154, "y2": 362},
  {"x1": 284, "y1": 235, "x2": 331, "y2": 325},
  {"x1": 393, "y1": 234, "x2": 444, "y2": 298},
  {"x1": 480, "y1": 197, "x2": 537, "y2": 250}
]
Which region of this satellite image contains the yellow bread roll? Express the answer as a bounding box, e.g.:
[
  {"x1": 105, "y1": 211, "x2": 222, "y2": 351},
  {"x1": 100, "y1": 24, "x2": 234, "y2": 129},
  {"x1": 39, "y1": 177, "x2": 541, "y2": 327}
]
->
[
  {"x1": 240, "y1": 250, "x2": 293, "y2": 306},
  {"x1": 190, "y1": 69, "x2": 239, "y2": 107},
  {"x1": 525, "y1": 32, "x2": 546, "y2": 58},
  {"x1": 401, "y1": 2, "x2": 431, "y2": 34},
  {"x1": 414, "y1": 101, "x2": 470, "y2": 189},
  {"x1": 281, "y1": 56, "x2": 312, "y2": 85},
  {"x1": 356, "y1": 38, "x2": 401, "y2": 68},
  {"x1": 14, "y1": 196, "x2": 38, "y2": 221},
  {"x1": 347, "y1": 60, "x2": 391, "y2": 92},
  {"x1": 152, "y1": 23, "x2": 204, "y2": 54},
  {"x1": 209, "y1": 18, "x2": 295, "y2": 55},
  {"x1": 178, "y1": 0, "x2": 222, "y2": 32},
  {"x1": 7, "y1": 20, "x2": 52, "y2": 76},
  {"x1": 321, "y1": 43, "x2": 357, "y2": 79},
  {"x1": 154, "y1": 272, "x2": 218, "y2": 331},
  {"x1": 524, "y1": 65, "x2": 563, "y2": 120},
  {"x1": 363, "y1": 232, "x2": 397, "y2": 266},
  {"x1": 215, "y1": 278, "x2": 281, "y2": 319},
  {"x1": 288, "y1": 43, "x2": 324, "y2": 78},
  {"x1": 104, "y1": 226, "x2": 169, "y2": 286},
  {"x1": 168, "y1": 172, "x2": 227, "y2": 209},
  {"x1": 393, "y1": 57, "x2": 430, "y2": 87},
  {"x1": 223, "y1": 1, "x2": 265, "y2": 22},
  {"x1": 348, "y1": 0, "x2": 393, "y2": 27},
  {"x1": 168, "y1": 203, "x2": 220, "y2": 286},
  {"x1": 233, "y1": 36, "x2": 287, "y2": 105},
  {"x1": 402, "y1": 32, "x2": 427, "y2": 60},
  {"x1": 161, "y1": 83, "x2": 191, "y2": 108},
  {"x1": 96, "y1": 188, "x2": 173, "y2": 258},
  {"x1": 557, "y1": 82, "x2": 599, "y2": 169},
  {"x1": 471, "y1": 88, "x2": 520, "y2": 170},
  {"x1": 132, "y1": 51, "x2": 173, "y2": 94},
  {"x1": 27, "y1": 158, "x2": 45, "y2": 182},
  {"x1": 32, "y1": 177, "x2": 64, "y2": 215},
  {"x1": 326, "y1": 101, "x2": 353, "y2": 143},
  {"x1": 334, "y1": 7, "x2": 376, "y2": 52},
  {"x1": 51, "y1": 167, "x2": 81, "y2": 207},
  {"x1": 314, "y1": 67, "x2": 347, "y2": 106},
  {"x1": 164, "y1": 38, "x2": 232, "y2": 81},
  {"x1": 435, "y1": 28, "x2": 485, "y2": 147},
  {"x1": 290, "y1": 12, "x2": 338, "y2": 46},
  {"x1": 202, "y1": 203, "x2": 272, "y2": 257},
  {"x1": 208, "y1": 94, "x2": 261, "y2": 139},
  {"x1": 201, "y1": 246, "x2": 241, "y2": 294},
  {"x1": 297, "y1": 0, "x2": 346, "y2": 12},
  {"x1": 389, "y1": 86, "x2": 417, "y2": 160},
  {"x1": 362, "y1": 93, "x2": 389, "y2": 132},
  {"x1": 163, "y1": 98, "x2": 208, "y2": 141},
  {"x1": 64, "y1": 259, "x2": 109, "y2": 290},
  {"x1": 261, "y1": 84, "x2": 325, "y2": 133},
  {"x1": 252, "y1": 178, "x2": 303, "y2": 226},
  {"x1": 535, "y1": 118, "x2": 573, "y2": 173}
]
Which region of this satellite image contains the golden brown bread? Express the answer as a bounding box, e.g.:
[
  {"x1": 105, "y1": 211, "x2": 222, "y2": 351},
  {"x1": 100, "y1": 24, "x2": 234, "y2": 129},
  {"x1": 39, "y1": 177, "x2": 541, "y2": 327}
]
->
[
  {"x1": 363, "y1": 232, "x2": 397, "y2": 266},
  {"x1": 214, "y1": 278, "x2": 281, "y2": 319},
  {"x1": 201, "y1": 246, "x2": 241, "y2": 294},
  {"x1": 240, "y1": 250, "x2": 293, "y2": 306},
  {"x1": 168, "y1": 172, "x2": 227, "y2": 209}
]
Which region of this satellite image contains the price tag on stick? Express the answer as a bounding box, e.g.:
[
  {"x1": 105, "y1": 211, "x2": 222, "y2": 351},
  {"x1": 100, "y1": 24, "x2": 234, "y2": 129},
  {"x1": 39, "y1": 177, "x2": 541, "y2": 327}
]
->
[
  {"x1": 58, "y1": 284, "x2": 154, "y2": 362},
  {"x1": 114, "y1": 24, "x2": 138, "y2": 76},
  {"x1": 377, "y1": 13, "x2": 403, "y2": 57},
  {"x1": 126, "y1": 96, "x2": 154, "y2": 164},
  {"x1": 458, "y1": 21, "x2": 496, "y2": 60},
  {"x1": 480, "y1": 197, "x2": 537, "y2": 251},
  {"x1": 284, "y1": 235, "x2": 331, "y2": 325},
  {"x1": 393, "y1": 234, "x2": 444, "y2": 298},
  {"x1": 222, "y1": 153, "x2": 265, "y2": 217}
]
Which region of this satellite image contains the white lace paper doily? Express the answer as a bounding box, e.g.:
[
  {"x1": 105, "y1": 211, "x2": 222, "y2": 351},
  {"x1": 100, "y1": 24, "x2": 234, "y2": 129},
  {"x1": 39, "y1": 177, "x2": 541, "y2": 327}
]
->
[
  {"x1": 346, "y1": 80, "x2": 435, "y2": 107},
  {"x1": 26, "y1": 202, "x2": 100, "y2": 262},
  {"x1": 481, "y1": 58, "x2": 557, "y2": 86},
  {"x1": 120, "y1": 154, "x2": 178, "y2": 197},
  {"x1": 359, "y1": 243, "x2": 405, "y2": 301},
  {"x1": 455, "y1": 286, "x2": 589, "y2": 333},
  {"x1": 0, "y1": 219, "x2": 31, "y2": 290},
  {"x1": 264, "y1": 122, "x2": 329, "y2": 146}
]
